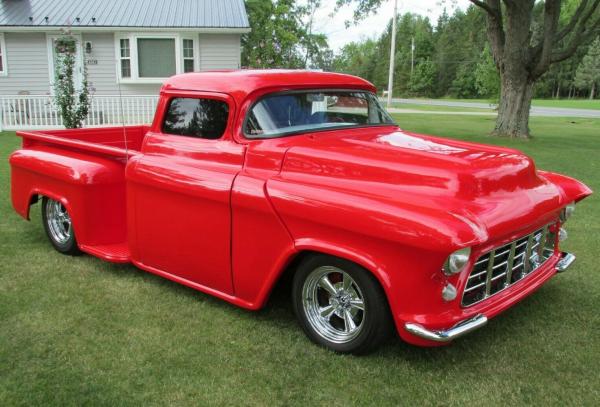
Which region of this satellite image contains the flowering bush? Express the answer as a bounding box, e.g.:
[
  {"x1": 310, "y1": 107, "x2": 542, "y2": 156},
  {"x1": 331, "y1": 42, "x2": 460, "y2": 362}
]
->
[{"x1": 53, "y1": 31, "x2": 90, "y2": 128}]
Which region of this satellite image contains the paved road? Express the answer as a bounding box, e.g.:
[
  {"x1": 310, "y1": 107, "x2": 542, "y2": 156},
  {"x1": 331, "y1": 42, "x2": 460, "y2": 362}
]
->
[
  {"x1": 387, "y1": 108, "x2": 495, "y2": 116},
  {"x1": 388, "y1": 98, "x2": 600, "y2": 118}
]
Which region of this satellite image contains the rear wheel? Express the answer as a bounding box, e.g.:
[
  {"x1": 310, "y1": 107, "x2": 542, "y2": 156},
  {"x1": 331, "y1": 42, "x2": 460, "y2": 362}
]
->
[
  {"x1": 41, "y1": 197, "x2": 80, "y2": 255},
  {"x1": 292, "y1": 254, "x2": 391, "y2": 354}
]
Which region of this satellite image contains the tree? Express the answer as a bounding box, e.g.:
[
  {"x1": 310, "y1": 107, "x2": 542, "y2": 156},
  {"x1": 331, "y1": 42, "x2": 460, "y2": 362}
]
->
[
  {"x1": 450, "y1": 64, "x2": 478, "y2": 98},
  {"x1": 474, "y1": 44, "x2": 500, "y2": 98},
  {"x1": 338, "y1": 0, "x2": 599, "y2": 137},
  {"x1": 574, "y1": 36, "x2": 600, "y2": 98},
  {"x1": 332, "y1": 39, "x2": 379, "y2": 81},
  {"x1": 409, "y1": 60, "x2": 436, "y2": 96},
  {"x1": 53, "y1": 31, "x2": 90, "y2": 129},
  {"x1": 242, "y1": 0, "x2": 331, "y2": 69},
  {"x1": 468, "y1": 0, "x2": 600, "y2": 138}
]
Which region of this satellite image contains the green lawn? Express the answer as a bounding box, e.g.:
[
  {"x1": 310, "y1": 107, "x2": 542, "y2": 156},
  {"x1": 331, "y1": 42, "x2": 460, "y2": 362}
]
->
[
  {"x1": 434, "y1": 97, "x2": 600, "y2": 110},
  {"x1": 1, "y1": 117, "x2": 599, "y2": 405}
]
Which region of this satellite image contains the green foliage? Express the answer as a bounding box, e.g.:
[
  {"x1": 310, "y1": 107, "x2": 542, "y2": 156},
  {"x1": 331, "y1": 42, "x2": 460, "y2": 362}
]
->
[
  {"x1": 474, "y1": 45, "x2": 500, "y2": 99},
  {"x1": 242, "y1": 0, "x2": 331, "y2": 69},
  {"x1": 334, "y1": 0, "x2": 384, "y2": 26},
  {"x1": 408, "y1": 60, "x2": 436, "y2": 96},
  {"x1": 52, "y1": 32, "x2": 90, "y2": 129},
  {"x1": 332, "y1": 4, "x2": 595, "y2": 99},
  {"x1": 574, "y1": 37, "x2": 600, "y2": 98},
  {"x1": 449, "y1": 63, "x2": 478, "y2": 98},
  {"x1": 331, "y1": 39, "x2": 378, "y2": 79}
]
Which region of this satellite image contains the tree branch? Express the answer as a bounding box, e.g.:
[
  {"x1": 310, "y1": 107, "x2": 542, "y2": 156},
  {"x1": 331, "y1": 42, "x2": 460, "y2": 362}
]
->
[
  {"x1": 555, "y1": 0, "x2": 589, "y2": 41},
  {"x1": 532, "y1": 0, "x2": 561, "y2": 77},
  {"x1": 482, "y1": 0, "x2": 506, "y2": 63},
  {"x1": 469, "y1": 0, "x2": 496, "y2": 16},
  {"x1": 551, "y1": 1, "x2": 600, "y2": 63}
]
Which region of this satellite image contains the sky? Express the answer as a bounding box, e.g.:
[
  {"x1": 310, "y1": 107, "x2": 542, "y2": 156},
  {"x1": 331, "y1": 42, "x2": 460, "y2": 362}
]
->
[{"x1": 312, "y1": 0, "x2": 473, "y2": 51}]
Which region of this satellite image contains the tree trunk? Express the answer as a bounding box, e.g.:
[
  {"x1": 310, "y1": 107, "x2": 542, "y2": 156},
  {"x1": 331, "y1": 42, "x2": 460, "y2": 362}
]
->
[
  {"x1": 493, "y1": 73, "x2": 534, "y2": 139},
  {"x1": 590, "y1": 83, "x2": 595, "y2": 100}
]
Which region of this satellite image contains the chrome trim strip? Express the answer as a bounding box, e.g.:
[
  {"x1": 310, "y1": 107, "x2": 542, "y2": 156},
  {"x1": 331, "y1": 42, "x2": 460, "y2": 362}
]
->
[
  {"x1": 538, "y1": 225, "x2": 549, "y2": 258},
  {"x1": 464, "y1": 281, "x2": 486, "y2": 293},
  {"x1": 468, "y1": 269, "x2": 488, "y2": 280},
  {"x1": 505, "y1": 241, "x2": 517, "y2": 286},
  {"x1": 484, "y1": 249, "x2": 495, "y2": 296},
  {"x1": 523, "y1": 233, "x2": 535, "y2": 275},
  {"x1": 404, "y1": 314, "x2": 488, "y2": 343},
  {"x1": 556, "y1": 252, "x2": 576, "y2": 272}
]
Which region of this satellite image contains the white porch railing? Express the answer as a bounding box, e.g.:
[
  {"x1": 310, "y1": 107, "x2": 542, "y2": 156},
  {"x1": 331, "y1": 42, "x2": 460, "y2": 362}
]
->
[{"x1": 0, "y1": 95, "x2": 159, "y2": 131}]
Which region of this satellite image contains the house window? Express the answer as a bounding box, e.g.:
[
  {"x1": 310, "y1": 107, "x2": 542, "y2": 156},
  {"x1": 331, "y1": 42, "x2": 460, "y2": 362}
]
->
[
  {"x1": 116, "y1": 34, "x2": 197, "y2": 82},
  {"x1": 138, "y1": 38, "x2": 176, "y2": 78},
  {"x1": 0, "y1": 34, "x2": 6, "y2": 76},
  {"x1": 119, "y1": 39, "x2": 131, "y2": 78},
  {"x1": 162, "y1": 98, "x2": 229, "y2": 140},
  {"x1": 183, "y1": 39, "x2": 195, "y2": 73}
]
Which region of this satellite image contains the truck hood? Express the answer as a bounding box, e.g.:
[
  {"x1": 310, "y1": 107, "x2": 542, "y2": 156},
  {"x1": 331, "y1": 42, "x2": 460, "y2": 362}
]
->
[{"x1": 273, "y1": 127, "x2": 592, "y2": 249}]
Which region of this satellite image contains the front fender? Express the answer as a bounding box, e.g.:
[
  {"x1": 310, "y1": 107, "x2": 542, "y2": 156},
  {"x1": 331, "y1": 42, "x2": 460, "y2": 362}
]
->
[{"x1": 538, "y1": 170, "x2": 593, "y2": 204}]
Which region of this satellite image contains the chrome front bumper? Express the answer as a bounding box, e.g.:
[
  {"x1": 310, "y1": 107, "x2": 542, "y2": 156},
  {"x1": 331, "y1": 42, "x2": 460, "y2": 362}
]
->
[
  {"x1": 405, "y1": 252, "x2": 576, "y2": 343},
  {"x1": 404, "y1": 314, "x2": 488, "y2": 343}
]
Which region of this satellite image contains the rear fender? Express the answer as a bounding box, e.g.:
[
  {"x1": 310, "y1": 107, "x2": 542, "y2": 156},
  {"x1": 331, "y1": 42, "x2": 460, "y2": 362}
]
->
[{"x1": 9, "y1": 147, "x2": 127, "y2": 246}]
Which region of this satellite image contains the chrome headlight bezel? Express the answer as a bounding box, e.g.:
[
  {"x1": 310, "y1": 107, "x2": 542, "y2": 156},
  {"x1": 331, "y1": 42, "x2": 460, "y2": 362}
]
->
[
  {"x1": 443, "y1": 247, "x2": 472, "y2": 276},
  {"x1": 559, "y1": 202, "x2": 576, "y2": 223}
]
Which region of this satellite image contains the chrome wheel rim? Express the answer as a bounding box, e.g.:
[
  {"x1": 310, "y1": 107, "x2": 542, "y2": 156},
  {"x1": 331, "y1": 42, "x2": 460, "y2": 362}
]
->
[
  {"x1": 46, "y1": 199, "x2": 72, "y2": 244},
  {"x1": 302, "y1": 266, "x2": 365, "y2": 344}
]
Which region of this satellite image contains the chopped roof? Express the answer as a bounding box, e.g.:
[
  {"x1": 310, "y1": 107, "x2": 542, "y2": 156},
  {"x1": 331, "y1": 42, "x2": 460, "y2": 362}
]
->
[
  {"x1": 0, "y1": 0, "x2": 249, "y2": 29},
  {"x1": 161, "y1": 70, "x2": 377, "y2": 103}
]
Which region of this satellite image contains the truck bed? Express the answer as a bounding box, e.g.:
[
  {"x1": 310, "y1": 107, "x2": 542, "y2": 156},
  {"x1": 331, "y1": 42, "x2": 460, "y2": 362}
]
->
[
  {"x1": 10, "y1": 126, "x2": 150, "y2": 263},
  {"x1": 16, "y1": 126, "x2": 149, "y2": 158}
]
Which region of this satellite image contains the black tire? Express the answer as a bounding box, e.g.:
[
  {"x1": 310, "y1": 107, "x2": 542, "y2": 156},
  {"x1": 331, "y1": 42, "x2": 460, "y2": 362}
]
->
[
  {"x1": 292, "y1": 254, "x2": 391, "y2": 354},
  {"x1": 41, "y1": 196, "x2": 81, "y2": 255}
]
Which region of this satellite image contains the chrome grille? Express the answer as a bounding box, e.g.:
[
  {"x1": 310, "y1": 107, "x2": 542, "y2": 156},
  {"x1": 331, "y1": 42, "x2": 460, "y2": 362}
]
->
[{"x1": 462, "y1": 224, "x2": 556, "y2": 307}]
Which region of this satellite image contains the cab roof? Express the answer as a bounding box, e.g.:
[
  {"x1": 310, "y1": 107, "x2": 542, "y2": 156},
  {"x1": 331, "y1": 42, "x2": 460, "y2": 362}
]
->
[{"x1": 161, "y1": 70, "x2": 377, "y2": 104}]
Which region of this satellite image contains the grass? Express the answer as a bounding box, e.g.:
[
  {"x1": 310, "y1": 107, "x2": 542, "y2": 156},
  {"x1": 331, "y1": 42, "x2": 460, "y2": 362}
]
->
[
  {"x1": 1, "y1": 117, "x2": 599, "y2": 406},
  {"x1": 434, "y1": 97, "x2": 600, "y2": 110}
]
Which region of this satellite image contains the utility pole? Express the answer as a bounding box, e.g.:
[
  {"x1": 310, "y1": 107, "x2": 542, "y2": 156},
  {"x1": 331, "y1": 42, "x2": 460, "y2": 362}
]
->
[
  {"x1": 410, "y1": 36, "x2": 415, "y2": 77},
  {"x1": 386, "y1": 0, "x2": 398, "y2": 108}
]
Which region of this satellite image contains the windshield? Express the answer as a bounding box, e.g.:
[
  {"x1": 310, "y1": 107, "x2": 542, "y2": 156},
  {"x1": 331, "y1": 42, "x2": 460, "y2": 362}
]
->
[{"x1": 244, "y1": 90, "x2": 395, "y2": 139}]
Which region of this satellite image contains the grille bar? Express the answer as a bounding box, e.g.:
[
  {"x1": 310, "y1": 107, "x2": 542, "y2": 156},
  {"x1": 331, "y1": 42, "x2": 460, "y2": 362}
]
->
[{"x1": 461, "y1": 224, "x2": 556, "y2": 307}]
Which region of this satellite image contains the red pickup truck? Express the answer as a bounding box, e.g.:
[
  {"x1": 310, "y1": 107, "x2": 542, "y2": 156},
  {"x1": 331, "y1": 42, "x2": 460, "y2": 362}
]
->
[{"x1": 10, "y1": 70, "x2": 592, "y2": 354}]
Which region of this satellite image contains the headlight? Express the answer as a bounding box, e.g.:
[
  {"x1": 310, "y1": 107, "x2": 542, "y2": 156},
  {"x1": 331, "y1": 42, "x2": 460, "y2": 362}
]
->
[
  {"x1": 443, "y1": 247, "x2": 471, "y2": 276},
  {"x1": 559, "y1": 202, "x2": 575, "y2": 222}
]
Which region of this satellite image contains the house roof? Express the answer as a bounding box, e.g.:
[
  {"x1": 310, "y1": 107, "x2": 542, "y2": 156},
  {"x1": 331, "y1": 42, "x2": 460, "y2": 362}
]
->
[
  {"x1": 0, "y1": 0, "x2": 249, "y2": 30},
  {"x1": 162, "y1": 70, "x2": 377, "y2": 104}
]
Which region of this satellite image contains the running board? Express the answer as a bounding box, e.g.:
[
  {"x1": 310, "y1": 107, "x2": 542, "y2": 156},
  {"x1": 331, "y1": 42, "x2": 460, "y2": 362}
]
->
[{"x1": 79, "y1": 243, "x2": 131, "y2": 263}]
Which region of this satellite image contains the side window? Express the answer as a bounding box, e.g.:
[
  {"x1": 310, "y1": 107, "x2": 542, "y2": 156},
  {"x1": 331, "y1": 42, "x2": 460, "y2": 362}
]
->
[{"x1": 162, "y1": 98, "x2": 229, "y2": 140}]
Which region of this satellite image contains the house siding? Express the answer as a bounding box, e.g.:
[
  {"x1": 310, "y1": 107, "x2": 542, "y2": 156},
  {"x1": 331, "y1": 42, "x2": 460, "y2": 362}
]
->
[
  {"x1": 82, "y1": 33, "x2": 160, "y2": 95},
  {"x1": 0, "y1": 33, "x2": 51, "y2": 95},
  {"x1": 198, "y1": 34, "x2": 241, "y2": 71},
  {"x1": 0, "y1": 32, "x2": 242, "y2": 96}
]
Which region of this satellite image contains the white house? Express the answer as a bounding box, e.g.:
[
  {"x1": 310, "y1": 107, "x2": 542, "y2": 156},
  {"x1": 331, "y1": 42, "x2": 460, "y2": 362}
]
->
[{"x1": 0, "y1": 0, "x2": 250, "y2": 129}]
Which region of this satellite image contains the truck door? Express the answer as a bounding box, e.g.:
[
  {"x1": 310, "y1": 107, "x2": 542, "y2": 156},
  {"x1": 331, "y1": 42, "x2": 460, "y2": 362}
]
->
[{"x1": 127, "y1": 92, "x2": 244, "y2": 294}]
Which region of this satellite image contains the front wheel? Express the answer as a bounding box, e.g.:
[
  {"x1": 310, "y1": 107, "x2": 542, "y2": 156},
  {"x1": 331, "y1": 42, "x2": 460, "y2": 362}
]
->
[
  {"x1": 41, "y1": 197, "x2": 80, "y2": 255},
  {"x1": 292, "y1": 254, "x2": 391, "y2": 354}
]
